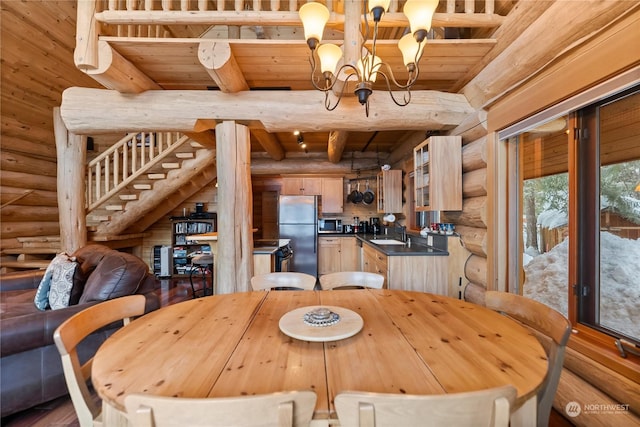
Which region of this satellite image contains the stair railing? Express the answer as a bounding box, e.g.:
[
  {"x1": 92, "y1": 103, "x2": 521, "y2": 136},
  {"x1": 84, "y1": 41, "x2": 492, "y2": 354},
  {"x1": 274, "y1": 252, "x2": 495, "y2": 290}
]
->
[{"x1": 86, "y1": 131, "x2": 190, "y2": 211}]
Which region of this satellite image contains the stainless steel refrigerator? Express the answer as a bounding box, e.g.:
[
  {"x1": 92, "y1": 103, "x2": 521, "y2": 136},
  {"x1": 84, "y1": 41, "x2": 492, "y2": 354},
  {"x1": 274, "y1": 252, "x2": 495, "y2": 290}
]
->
[{"x1": 278, "y1": 195, "x2": 318, "y2": 277}]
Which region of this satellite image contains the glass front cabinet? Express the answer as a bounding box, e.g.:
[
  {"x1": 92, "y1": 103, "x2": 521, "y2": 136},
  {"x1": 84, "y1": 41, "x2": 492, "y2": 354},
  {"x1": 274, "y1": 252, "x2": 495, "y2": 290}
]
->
[{"x1": 413, "y1": 136, "x2": 462, "y2": 211}]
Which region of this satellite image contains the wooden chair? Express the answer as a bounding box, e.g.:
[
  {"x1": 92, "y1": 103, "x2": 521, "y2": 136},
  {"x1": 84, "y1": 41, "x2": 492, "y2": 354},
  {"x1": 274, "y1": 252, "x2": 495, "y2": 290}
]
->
[
  {"x1": 250, "y1": 272, "x2": 317, "y2": 291},
  {"x1": 484, "y1": 291, "x2": 572, "y2": 427},
  {"x1": 124, "y1": 390, "x2": 317, "y2": 427},
  {"x1": 319, "y1": 271, "x2": 384, "y2": 290},
  {"x1": 53, "y1": 295, "x2": 147, "y2": 427},
  {"x1": 334, "y1": 385, "x2": 516, "y2": 427}
]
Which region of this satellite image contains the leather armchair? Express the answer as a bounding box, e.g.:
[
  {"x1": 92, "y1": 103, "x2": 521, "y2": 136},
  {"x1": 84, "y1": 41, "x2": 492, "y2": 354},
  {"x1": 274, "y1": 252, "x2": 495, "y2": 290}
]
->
[{"x1": 0, "y1": 245, "x2": 160, "y2": 417}]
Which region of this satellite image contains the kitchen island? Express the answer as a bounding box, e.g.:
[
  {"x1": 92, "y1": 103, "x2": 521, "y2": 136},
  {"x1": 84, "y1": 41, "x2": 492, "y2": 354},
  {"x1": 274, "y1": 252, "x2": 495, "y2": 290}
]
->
[{"x1": 319, "y1": 232, "x2": 450, "y2": 294}]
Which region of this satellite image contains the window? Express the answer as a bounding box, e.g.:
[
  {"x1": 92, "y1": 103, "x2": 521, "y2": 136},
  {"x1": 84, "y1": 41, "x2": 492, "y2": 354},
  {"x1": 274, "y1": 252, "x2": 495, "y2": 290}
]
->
[
  {"x1": 504, "y1": 86, "x2": 640, "y2": 352},
  {"x1": 577, "y1": 88, "x2": 640, "y2": 342}
]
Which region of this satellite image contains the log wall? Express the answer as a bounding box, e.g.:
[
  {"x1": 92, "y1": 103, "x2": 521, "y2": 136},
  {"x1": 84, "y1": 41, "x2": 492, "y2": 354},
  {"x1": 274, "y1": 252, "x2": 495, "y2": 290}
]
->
[
  {"x1": 0, "y1": 0, "x2": 102, "y2": 253},
  {"x1": 469, "y1": 9, "x2": 640, "y2": 423}
]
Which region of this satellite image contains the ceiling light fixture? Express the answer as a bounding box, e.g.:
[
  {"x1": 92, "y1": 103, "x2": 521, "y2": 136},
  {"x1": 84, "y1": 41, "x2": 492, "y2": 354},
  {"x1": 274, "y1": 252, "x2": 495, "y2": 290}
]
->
[
  {"x1": 299, "y1": 0, "x2": 437, "y2": 117},
  {"x1": 296, "y1": 131, "x2": 307, "y2": 149}
]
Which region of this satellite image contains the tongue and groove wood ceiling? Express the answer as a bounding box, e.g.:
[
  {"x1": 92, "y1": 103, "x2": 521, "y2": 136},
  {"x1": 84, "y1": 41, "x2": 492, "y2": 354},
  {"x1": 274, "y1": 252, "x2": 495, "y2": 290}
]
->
[{"x1": 4, "y1": 1, "x2": 638, "y2": 161}]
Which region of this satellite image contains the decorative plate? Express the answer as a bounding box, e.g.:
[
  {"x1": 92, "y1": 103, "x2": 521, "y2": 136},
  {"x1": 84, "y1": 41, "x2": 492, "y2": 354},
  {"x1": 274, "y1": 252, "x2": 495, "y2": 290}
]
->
[{"x1": 279, "y1": 305, "x2": 363, "y2": 342}]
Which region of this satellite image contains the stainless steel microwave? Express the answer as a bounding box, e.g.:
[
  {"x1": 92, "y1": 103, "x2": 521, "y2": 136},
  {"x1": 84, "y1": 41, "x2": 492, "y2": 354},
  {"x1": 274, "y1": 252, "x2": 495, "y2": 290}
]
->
[{"x1": 318, "y1": 218, "x2": 342, "y2": 234}]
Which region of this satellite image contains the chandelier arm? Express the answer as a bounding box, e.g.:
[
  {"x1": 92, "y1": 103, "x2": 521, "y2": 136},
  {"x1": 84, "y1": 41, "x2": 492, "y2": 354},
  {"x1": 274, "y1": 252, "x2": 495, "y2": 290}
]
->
[
  {"x1": 377, "y1": 62, "x2": 420, "y2": 91},
  {"x1": 323, "y1": 68, "x2": 362, "y2": 111},
  {"x1": 362, "y1": 0, "x2": 371, "y2": 48},
  {"x1": 376, "y1": 69, "x2": 412, "y2": 107}
]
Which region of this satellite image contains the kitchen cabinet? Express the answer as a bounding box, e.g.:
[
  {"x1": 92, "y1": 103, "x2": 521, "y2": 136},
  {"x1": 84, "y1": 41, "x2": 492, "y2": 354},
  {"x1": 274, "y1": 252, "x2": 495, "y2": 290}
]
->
[
  {"x1": 282, "y1": 176, "x2": 344, "y2": 213},
  {"x1": 413, "y1": 136, "x2": 462, "y2": 211},
  {"x1": 361, "y1": 241, "x2": 448, "y2": 294},
  {"x1": 321, "y1": 177, "x2": 344, "y2": 213},
  {"x1": 362, "y1": 243, "x2": 388, "y2": 287},
  {"x1": 281, "y1": 177, "x2": 322, "y2": 195},
  {"x1": 318, "y1": 236, "x2": 358, "y2": 275},
  {"x1": 340, "y1": 237, "x2": 358, "y2": 271},
  {"x1": 377, "y1": 170, "x2": 402, "y2": 213},
  {"x1": 171, "y1": 216, "x2": 216, "y2": 275}
]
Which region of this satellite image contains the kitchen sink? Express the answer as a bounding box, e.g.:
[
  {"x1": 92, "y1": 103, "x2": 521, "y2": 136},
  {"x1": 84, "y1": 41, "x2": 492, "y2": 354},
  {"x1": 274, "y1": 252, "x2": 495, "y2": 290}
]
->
[{"x1": 369, "y1": 239, "x2": 407, "y2": 245}]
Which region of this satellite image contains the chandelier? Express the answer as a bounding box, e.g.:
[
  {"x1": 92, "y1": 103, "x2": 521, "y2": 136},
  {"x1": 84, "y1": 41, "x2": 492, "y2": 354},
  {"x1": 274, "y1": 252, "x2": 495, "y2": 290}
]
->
[{"x1": 299, "y1": 0, "x2": 439, "y2": 116}]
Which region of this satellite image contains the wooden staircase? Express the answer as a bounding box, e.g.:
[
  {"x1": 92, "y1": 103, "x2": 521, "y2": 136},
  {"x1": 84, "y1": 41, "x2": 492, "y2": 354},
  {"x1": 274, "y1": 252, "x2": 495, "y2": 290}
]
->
[
  {"x1": 0, "y1": 132, "x2": 216, "y2": 273},
  {"x1": 86, "y1": 131, "x2": 205, "y2": 226}
]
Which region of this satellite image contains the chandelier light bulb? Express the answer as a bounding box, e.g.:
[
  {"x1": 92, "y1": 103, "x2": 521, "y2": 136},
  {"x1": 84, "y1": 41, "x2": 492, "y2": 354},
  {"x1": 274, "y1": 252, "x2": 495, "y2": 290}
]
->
[
  {"x1": 404, "y1": 0, "x2": 439, "y2": 42},
  {"x1": 368, "y1": 0, "x2": 391, "y2": 22},
  {"x1": 299, "y1": 2, "x2": 330, "y2": 50},
  {"x1": 398, "y1": 33, "x2": 425, "y2": 68},
  {"x1": 317, "y1": 44, "x2": 343, "y2": 76},
  {"x1": 357, "y1": 54, "x2": 382, "y2": 83}
]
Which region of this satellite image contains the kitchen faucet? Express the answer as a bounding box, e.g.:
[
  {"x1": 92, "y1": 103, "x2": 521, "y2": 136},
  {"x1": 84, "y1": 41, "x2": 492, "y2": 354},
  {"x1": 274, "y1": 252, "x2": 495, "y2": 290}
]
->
[{"x1": 395, "y1": 224, "x2": 407, "y2": 242}]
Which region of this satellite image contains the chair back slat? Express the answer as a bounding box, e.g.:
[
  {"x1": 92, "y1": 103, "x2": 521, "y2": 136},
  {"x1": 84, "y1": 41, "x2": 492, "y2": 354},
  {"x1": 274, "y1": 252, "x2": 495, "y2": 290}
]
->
[
  {"x1": 251, "y1": 272, "x2": 317, "y2": 291},
  {"x1": 124, "y1": 391, "x2": 317, "y2": 427},
  {"x1": 53, "y1": 295, "x2": 147, "y2": 427},
  {"x1": 319, "y1": 271, "x2": 384, "y2": 290},
  {"x1": 335, "y1": 386, "x2": 517, "y2": 427}
]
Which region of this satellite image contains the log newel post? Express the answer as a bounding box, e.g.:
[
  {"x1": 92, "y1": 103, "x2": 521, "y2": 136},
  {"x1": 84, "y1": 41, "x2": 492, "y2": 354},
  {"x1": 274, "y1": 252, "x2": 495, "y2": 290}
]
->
[
  {"x1": 54, "y1": 107, "x2": 88, "y2": 253},
  {"x1": 215, "y1": 121, "x2": 254, "y2": 293}
]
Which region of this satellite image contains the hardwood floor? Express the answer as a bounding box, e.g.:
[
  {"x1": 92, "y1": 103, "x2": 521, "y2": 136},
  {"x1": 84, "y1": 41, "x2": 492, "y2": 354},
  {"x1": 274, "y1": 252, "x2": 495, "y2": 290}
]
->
[{"x1": 2, "y1": 276, "x2": 577, "y2": 426}]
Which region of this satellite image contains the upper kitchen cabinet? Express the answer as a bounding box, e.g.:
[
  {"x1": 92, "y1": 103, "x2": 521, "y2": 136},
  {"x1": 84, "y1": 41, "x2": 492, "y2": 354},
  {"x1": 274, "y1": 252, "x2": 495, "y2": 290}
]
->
[
  {"x1": 282, "y1": 176, "x2": 343, "y2": 213},
  {"x1": 321, "y1": 177, "x2": 344, "y2": 213},
  {"x1": 377, "y1": 170, "x2": 402, "y2": 214},
  {"x1": 414, "y1": 136, "x2": 462, "y2": 211},
  {"x1": 281, "y1": 177, "x2": 322, "y2": 195}
]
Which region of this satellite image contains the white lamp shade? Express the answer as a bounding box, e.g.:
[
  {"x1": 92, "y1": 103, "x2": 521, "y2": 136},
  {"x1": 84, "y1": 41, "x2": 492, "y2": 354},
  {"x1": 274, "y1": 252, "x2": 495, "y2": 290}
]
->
[
  {"x1": 368, "y1": 0, "x2": 391, "y2": 13},
  {"x1": 299, "y1": 2, "x2": 330, "y2": 43},
  {"x1": 357, "y1": 54, "x2": 382, "y2": 82},
  {"x1": 404, "y1": 0, "x2": 439, "y2": 33},
  {"x1": 317, "y1": 44, "x2": 343, "y2": 75},
  {"x1": 398, "y1": 33, "x2": 425, "y2": 66}
]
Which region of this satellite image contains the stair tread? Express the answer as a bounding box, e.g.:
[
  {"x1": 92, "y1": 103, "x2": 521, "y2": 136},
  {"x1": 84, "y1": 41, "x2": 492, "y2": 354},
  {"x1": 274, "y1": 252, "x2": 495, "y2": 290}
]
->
[
  {"x1": 2, "y1": 248, "x2": 61, "y2": 255},
  {"x1": 1, "y1": 260, "x2": 50, "y2": 269}
]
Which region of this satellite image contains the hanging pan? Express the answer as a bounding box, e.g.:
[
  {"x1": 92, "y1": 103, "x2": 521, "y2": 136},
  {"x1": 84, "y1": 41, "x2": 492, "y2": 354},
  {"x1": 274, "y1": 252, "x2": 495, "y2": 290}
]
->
[
  {"x1": 363, "y1": 180, "x2": 375, "y2": 205},
  {"x1": 351, "y1": 182, "x2": 363, "y2": 204},
  {"x1": 346, "y1": 182, "x2": 353, "y2": 203}
]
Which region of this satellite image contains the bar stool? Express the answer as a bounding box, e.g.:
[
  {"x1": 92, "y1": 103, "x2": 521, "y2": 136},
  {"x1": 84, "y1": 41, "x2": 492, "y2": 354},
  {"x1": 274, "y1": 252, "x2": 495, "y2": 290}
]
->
[{"x1": 189, "y1": 254, "x2": 214, "y2": 298}]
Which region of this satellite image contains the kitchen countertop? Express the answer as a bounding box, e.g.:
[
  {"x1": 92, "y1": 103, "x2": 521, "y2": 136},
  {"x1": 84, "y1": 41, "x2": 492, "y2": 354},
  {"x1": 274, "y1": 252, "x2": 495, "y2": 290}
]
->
[
  {"x1": 319, "y1": 233, "x2": 448, "y2": 256},
  {"x1": 253, "y1": 239, "x2": 291, "y2": 255}
]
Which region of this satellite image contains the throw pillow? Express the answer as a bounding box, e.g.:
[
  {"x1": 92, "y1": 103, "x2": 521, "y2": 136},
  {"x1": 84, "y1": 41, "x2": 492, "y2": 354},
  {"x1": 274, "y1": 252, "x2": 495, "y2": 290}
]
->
[
  {"x1": 34, "y1": 253, "x2": 72, "y2": 310},
  {"x1": 48, "y1": 257, "x2": 79, "y2": 310}
]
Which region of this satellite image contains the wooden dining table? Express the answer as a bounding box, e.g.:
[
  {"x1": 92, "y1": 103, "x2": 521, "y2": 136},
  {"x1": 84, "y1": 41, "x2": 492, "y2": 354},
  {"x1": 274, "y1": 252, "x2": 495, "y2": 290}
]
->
[{"x1": 92, "y1": 289, "x2": 547, "y2": 426}]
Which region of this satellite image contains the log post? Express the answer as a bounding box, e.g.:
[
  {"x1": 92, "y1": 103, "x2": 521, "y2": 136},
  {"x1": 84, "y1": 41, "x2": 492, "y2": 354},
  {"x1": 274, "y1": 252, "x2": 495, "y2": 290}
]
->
[
  {"x1": 54, "y1": 107, "x2": 87, "y2": 253},
  {"x1": 75, "y1": 0, "x2": 99, "y2": 70},
  {"x1": 215, "y1": 121, "x2": 253, "y2": 293}
]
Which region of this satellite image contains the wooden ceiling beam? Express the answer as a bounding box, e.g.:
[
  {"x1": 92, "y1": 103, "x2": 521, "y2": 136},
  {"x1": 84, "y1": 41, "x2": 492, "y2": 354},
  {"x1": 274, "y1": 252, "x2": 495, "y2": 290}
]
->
[
  {"x1": 183, "y1": 130, "x2": 217, "y2": 148},
  {"x1": 327, "y1": 131, "x2": 348, "y2": 163},
  {"x1": 61, "y1": 88, "x2": 474, "y2": 134},
  {"x1": 197, "y1": 40, "x2": 286, "y2": 160},
  {"x1": 251, "y1": 129, "x2": 285, "y2": 161},
  {"x1": 198, "y1": 41, "x2": 249, "y2": 93},
  {"x1": 84, "y1": 41, "x2": 161, "y2": 93}
]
